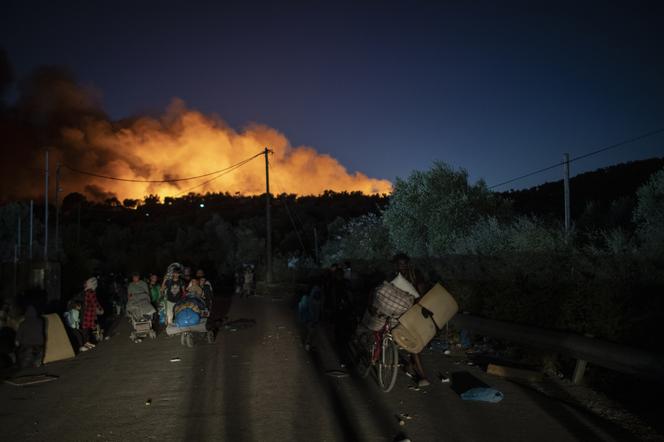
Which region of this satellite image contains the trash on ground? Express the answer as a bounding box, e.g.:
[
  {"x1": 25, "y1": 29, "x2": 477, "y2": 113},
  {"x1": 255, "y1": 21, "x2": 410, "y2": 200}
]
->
[
  {"x1": 428, "y1": 339, "x2": 449, "y2": 352},
  {"x1": 325, "y1": 369, "x2": 349, "y2": 378},
  {"x1": 407, "y1": 386, "x2": 421, "y2": 392},
  {"x1": 145, "y1": 399, "x2": 152, "y2": 406},
  {"x1": 5, "y1": 374, "x2": 59, "y2": 387},
  {"x1": 460, "y1": 387, "x2": 504, "y2": 403},
  {"x1": 439, "y1": 373, "x2": 450, "y2": 383},
  {"x1": 443, "y1": 349, "x2": 451, "y2": 355},
  {"x1": 170, "y1": 357, "x2": 181, "y2": 362},
  {"x1": 222, "y1": 318, "x2": 256, "y2": 331},
  {"x1": 486, "y1": 363, "x2": 543, "y2": 382}
]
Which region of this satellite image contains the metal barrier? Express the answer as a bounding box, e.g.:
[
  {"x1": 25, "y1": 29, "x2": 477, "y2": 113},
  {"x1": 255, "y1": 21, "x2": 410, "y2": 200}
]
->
[{"x1": 450, "y1": 314, "x2": 664, "y2": 383}]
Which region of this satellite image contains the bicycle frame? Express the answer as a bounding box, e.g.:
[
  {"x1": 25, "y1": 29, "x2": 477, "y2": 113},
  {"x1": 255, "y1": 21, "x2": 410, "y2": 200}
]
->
[{"x1": 370, "y1": 320, "x2": 391, "y2": 363}]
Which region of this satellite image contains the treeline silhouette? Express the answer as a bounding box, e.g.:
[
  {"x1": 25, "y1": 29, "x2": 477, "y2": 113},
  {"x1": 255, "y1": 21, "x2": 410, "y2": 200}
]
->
[{"x1": 503, "y1": 157, "x2": 664, "y2": 230}]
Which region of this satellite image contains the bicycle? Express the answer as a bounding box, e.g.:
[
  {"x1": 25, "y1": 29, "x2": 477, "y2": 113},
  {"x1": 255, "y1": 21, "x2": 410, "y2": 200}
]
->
[{"x1": 350, "y1": 318, "x2": 400, "y2": 393}]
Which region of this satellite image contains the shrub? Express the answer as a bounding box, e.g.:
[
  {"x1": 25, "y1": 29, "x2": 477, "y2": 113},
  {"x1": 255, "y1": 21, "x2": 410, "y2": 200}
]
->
[{"x1": 383, "y1": 162, "x2": 510, "y2": 257}]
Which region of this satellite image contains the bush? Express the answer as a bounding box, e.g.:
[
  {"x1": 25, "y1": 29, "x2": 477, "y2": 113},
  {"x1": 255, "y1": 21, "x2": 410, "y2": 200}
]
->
[
  {"x1": 321, "y1": 213, "x2": 393, "y2": 265},
  {"x1": 383, "y1": 162, "x2": 510, "y2": 257},
  {"x1": 451, "y1": 216, "x2": 567, "y2": 255},
  {"x1": 633, "y1": 168, "x2": 664, "y2": 256}
]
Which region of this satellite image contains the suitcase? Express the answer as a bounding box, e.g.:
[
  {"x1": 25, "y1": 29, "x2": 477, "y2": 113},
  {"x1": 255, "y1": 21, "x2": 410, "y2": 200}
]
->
[{"x1": 392, "y1": 283, "x2": 458, "y2": 353}]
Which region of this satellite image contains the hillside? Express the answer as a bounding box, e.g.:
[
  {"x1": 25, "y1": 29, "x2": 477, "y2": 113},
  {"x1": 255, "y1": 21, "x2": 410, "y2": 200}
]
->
[{"x1": 503, "y1": 157, "x2": 664, "y2": 229}]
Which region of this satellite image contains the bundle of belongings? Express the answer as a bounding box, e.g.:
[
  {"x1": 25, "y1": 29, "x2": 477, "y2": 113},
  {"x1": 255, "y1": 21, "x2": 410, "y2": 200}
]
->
[
  {"x1": 361, "y1": 273, "x2": 420, "y2": 331},
  {"x1": 126, "y1": 291, "x2": 156, "y2": 321},
  {"x1": 173, "y1": 285, "x2": 209, "y2": 327},
  {"x1": 362, "y1": 274, "x2": 459, "y2": 354}
]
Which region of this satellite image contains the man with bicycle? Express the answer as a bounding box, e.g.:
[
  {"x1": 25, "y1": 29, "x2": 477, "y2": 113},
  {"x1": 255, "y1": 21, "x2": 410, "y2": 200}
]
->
[{"x1": 393, "y1": 253, "x2": 432, "y2": 387}]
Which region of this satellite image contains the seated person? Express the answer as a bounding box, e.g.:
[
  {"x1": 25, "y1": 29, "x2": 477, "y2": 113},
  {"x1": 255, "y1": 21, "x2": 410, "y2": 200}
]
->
[{"x1": 15, "y1": 306, "x2": 45, "y2": 368}]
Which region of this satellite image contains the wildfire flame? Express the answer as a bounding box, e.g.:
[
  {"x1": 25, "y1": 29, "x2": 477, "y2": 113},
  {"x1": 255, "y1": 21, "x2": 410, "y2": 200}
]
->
[{"x1": 58, "y1": 99, "x2": 392, "y2": 200}]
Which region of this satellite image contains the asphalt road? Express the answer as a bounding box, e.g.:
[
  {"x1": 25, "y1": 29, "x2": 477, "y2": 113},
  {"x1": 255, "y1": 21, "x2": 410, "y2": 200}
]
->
[{"x1": 0, "y1": 292, "x2": 635, "y2": 441}]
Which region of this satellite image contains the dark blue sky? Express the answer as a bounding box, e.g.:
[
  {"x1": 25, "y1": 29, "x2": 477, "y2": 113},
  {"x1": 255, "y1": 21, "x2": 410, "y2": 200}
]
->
[{"x1": 2, "y1": 0, "x2": 663, "y2": 189}]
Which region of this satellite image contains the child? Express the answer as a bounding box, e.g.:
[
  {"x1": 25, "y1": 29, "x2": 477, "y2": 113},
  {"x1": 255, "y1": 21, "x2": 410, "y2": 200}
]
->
[
  {"x1": 63, "y1": 301, "x2": 84, "y2": 351},
  {"x1": 162, "y1": 267, "x2": 185, "y2": 326},
  {"x1": 15, "y1": 306, "x2": 45, "y2": 368},
  {"x1": 81, "y1": 277, "x2": 103, "y2": 352}
]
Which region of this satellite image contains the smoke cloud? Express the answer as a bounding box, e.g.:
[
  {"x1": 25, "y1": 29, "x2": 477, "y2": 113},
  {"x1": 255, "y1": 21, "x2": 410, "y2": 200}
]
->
[{"x1": 0, "y1": 61, "x2": 392, "y2": 201}]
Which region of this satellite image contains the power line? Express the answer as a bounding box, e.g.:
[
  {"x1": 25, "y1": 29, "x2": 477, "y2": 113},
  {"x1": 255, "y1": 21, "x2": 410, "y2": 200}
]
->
[
  {"x1": 489, "y1": 127, "x2": 664, "y2": 190},
  {"x1": 63, "y1": 151, "x2": 265, "y2": 183},
  {"x1": 175, "y1": 154, "x2": 261, "y2": 196},
  {"x1": 268, "y1": 162, "x2": 309, "y2": 256}
]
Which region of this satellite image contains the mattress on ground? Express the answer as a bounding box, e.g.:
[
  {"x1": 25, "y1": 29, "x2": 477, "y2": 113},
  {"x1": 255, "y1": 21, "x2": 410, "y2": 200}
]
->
[{"x1": 42, "y1": 314, "x2": 75, "y2": 364}]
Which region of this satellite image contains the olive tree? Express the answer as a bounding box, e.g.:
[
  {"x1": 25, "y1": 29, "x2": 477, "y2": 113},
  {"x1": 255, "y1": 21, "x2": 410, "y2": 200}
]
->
[{"x1": 382, "y1": 162, "x2": 510, "y2": 257}]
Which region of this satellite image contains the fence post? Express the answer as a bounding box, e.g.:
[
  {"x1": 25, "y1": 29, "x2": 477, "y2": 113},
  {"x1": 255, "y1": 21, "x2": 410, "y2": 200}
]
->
[{"x1": 573, "y1": 359, "x2": 587, "y2": 384}]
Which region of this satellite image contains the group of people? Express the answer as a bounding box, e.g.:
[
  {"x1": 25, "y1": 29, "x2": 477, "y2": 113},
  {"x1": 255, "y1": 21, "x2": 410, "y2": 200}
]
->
[
  {"x1": 234, "y1": 265, "x2": 255, "y2": 298},
  {"x1": 61, "y1": 266, "x2": 214, "y2": 353}
]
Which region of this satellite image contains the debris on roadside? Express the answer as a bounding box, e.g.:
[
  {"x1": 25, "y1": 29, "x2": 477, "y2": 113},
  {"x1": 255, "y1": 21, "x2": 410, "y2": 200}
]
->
[
  {"x1": 145, "y1": 399, "x2": 152, "y2": 406},
  {"x1": 398, "y1": 412, "x2": 413, "y2": 421},
  {"x1": 486, "y1": 363, "x2": 543, "y2": 382},
  {"x1": 325, "y1": 369, "x2": 349, "y2": 378},
  {"x1": 221, "y1": 318, "x2": 256, "y2": 332},
  {"x1": 5, "y1": 374, "x2": 59, "y2": 387},
  {"x1": 428, "y1": 339, "x2": 449, "y2": 353},
  {"x1": 460, "y1": 387, "x2": 504, "y2": 403},
  {"x1": 170, "y1": 357, "x2": 181, "y2": 363}
]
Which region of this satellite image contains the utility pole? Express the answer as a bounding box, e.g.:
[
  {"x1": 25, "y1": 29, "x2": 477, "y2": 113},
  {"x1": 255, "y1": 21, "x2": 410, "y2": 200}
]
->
[
  {"x1": 29, "y1": 200, "x2": 33, "y2": 260},
  {"x1": 563, "y1": 153, "x2": 571, "y2": 234},
  {"x1": 44, "y1": 149, "x2": 49, "y2": 261},
  {"x1": 13, "y1": 244, "x2": 18, "y2": 298},
  {"x1": 77, "y1": 203, "x2": 81, "y2": 246},
  {"x1": 55, "y1": 163, "x2": 61, "y2": 256},
  {"x1": 264, "y1": 147, "x2": 273, "y2": 284},
  {"x1": 17, "y1": 214, "x2": 21, "y2": 260},
  {"x1": 313, "y1": 227, "x2": 319, "y2": 265}
]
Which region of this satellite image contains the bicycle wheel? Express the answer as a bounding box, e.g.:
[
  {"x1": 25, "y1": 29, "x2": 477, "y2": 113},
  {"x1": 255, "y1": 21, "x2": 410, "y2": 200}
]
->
[{"x1": 378, "y1": 337, "x2": 399, "y2": 392}]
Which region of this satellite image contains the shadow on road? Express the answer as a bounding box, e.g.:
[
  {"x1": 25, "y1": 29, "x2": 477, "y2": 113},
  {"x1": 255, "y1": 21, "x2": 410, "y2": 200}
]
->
[
  {"x1": 510, "y1": 378, "x2": 640, "y2": 442},
  {"x1": 302, "y1": 322, "x2": 408, "y2": 441},
  {"x1": 182, "y1": 292, "x2": 261, "y2": 441}
]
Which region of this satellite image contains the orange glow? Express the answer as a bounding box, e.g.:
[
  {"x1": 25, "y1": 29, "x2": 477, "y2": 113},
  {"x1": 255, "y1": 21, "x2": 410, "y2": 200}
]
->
[{"x1": 58, "y1": 100, "x2": 392, "y2": 200}]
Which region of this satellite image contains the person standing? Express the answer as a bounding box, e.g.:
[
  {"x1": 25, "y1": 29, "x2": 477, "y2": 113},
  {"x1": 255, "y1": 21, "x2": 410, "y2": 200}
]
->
[
  {"x1": 242, "y1": 266, "x2": 254, "y2": 297},
  {"x1": 162, "y1": 268, "x2": 185, "y2": 325},
  {"x1": 394, "y1": 253, "x2": 431, "y2": 387},
  {"x1": 81, "y1": 277, "x2": 103, "y2": 352},
  {"x1": 148, "y1": 274, "x2": 165, "y2": 328},
  {"x1": 196, "y1": 269, "x2": 213, "y2": 310}
]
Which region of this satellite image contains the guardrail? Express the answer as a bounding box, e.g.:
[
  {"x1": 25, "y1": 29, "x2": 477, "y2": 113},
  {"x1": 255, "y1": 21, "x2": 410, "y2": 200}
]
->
[{"x1": 450, "y1": 314, "x2": 664, "y2": 383}]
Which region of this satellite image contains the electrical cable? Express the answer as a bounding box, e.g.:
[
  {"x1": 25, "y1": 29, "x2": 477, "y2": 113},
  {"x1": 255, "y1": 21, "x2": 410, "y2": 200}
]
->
[
  {"x1": 174, "y1": 154, "x2": 261, "y2": 196},
  {"x1": 268, "y1": 162, "x2": 309, "y2": 256},
  {"x1": 489, "y1": 127, "x2": 664, "y2": 189},
  {"x1": 63, "y1": 151, "x2": 265, "y2": 183}
]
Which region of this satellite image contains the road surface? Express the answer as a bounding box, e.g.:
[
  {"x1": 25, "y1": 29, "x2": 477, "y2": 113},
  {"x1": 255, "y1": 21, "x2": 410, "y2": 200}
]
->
[{"x1": 0, "y1": 292, "x2": 635, "y2": 441}]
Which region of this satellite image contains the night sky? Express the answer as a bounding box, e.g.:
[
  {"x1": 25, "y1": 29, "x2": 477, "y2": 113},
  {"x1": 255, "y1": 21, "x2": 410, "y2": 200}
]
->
[{"x1": 2, "y1": 0, "x2": 663, "y2": 189}]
